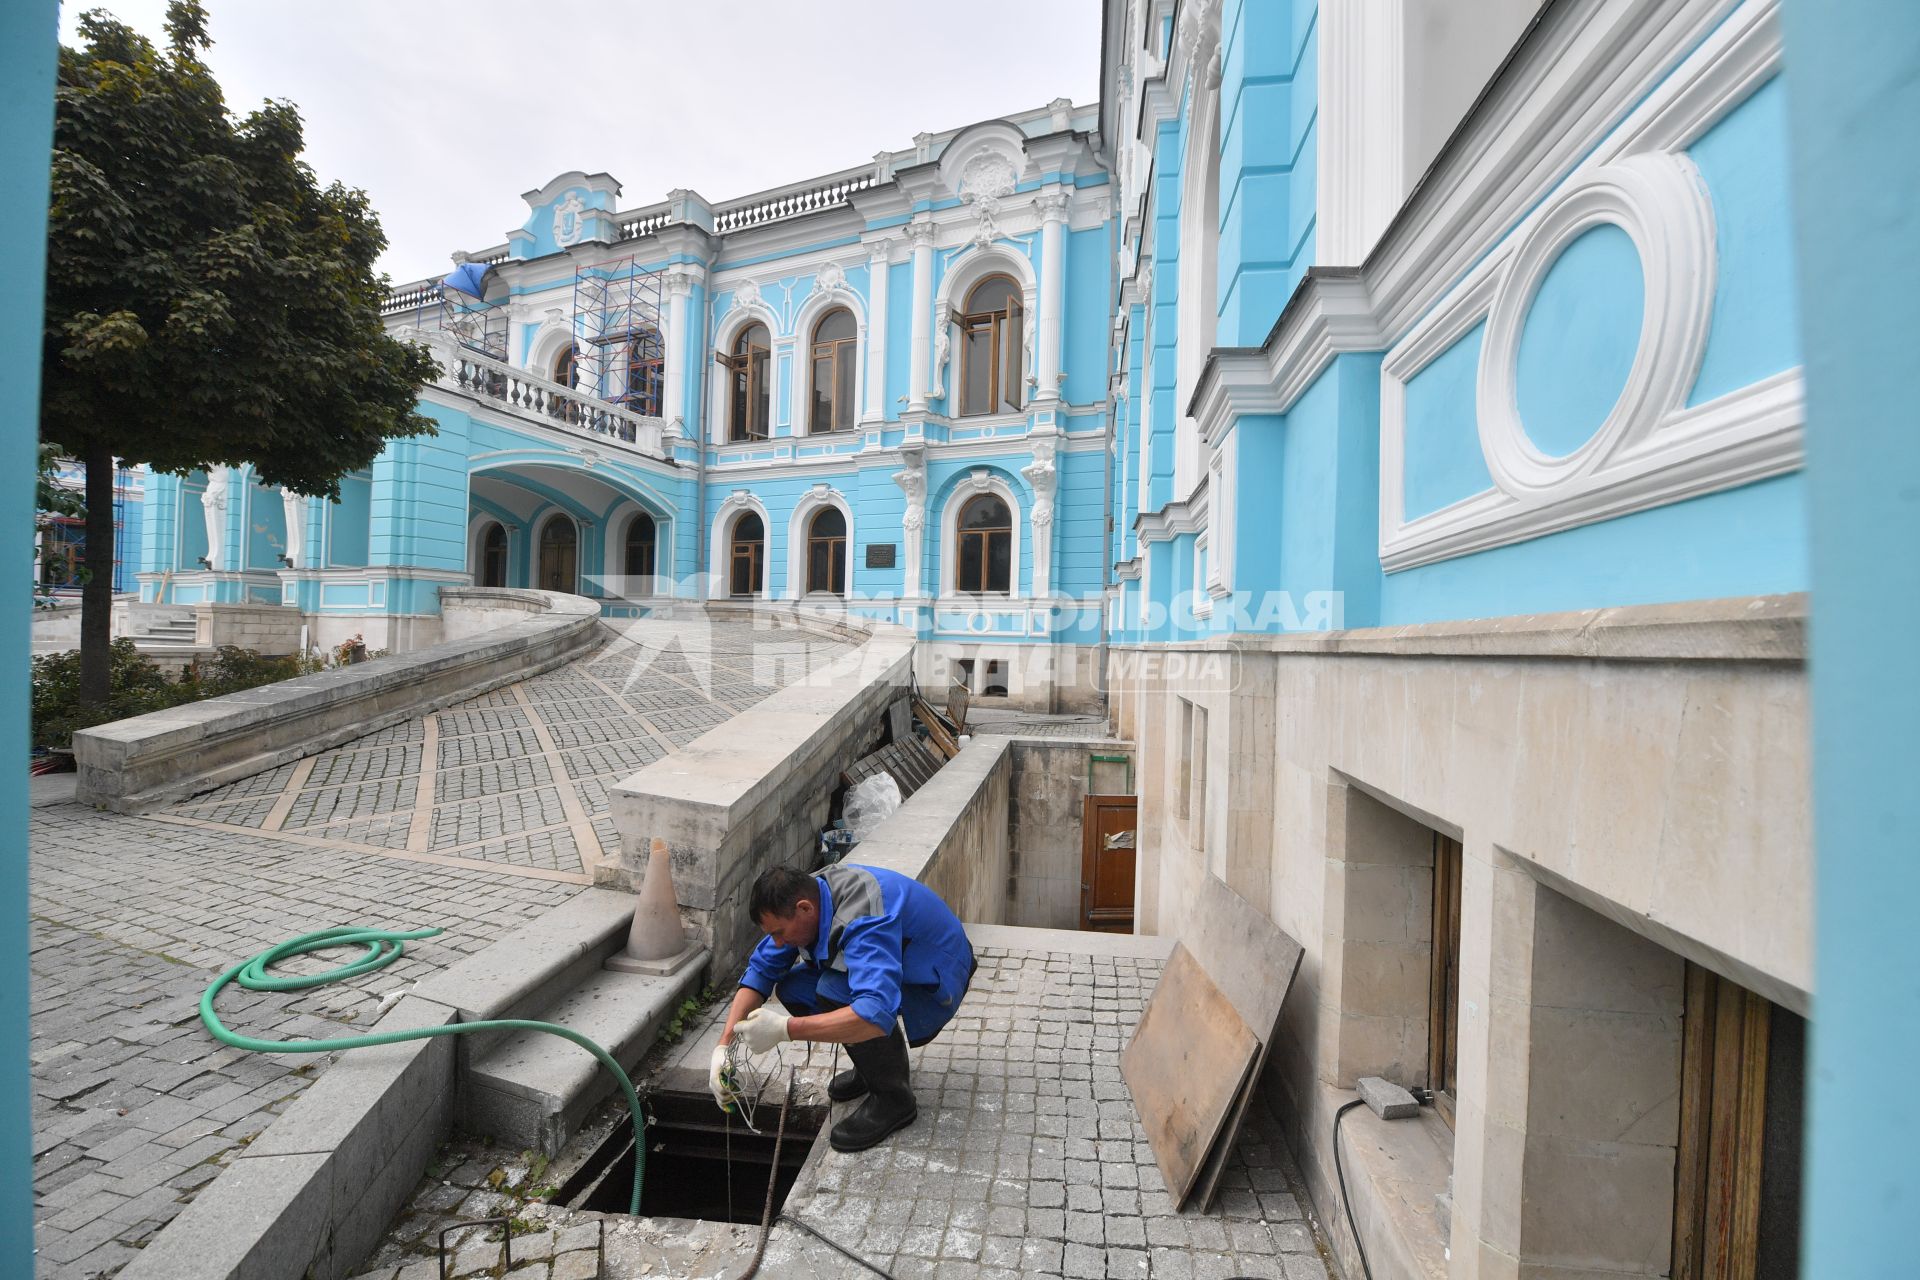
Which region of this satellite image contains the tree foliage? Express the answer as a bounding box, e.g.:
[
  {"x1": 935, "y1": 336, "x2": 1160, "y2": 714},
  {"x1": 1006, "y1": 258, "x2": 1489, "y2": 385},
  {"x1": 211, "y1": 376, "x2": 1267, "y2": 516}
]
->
[
  {"x1": 43, "y1": 1, "x2": 437, "y2": 496},
  {"x1": 40, "y1": 2, "x2": 439, "y2": 706}
]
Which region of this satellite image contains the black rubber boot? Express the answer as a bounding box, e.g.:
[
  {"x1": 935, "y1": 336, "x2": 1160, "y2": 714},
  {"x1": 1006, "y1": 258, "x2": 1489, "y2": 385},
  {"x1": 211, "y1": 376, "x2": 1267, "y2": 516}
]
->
[
  {"x1": 827, "y1": 1065, "x2": 867, "y2": 1103},
  {"x1": 829, "y1": 1024, "x2": 916, "y2": 1152}
]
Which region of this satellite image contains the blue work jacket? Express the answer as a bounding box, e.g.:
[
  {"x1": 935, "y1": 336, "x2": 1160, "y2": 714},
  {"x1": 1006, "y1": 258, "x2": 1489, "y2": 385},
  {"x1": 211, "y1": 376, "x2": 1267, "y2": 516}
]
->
[{"x1": 740, "y1": 862, "x2": 975, "y2": 1041}]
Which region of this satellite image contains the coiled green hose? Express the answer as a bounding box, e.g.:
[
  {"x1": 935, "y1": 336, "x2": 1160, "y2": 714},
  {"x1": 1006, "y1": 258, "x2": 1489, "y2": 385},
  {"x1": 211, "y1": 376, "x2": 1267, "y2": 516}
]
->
[{"x1": 198, "y1": 925, "x2": 647, "y2": 1214}]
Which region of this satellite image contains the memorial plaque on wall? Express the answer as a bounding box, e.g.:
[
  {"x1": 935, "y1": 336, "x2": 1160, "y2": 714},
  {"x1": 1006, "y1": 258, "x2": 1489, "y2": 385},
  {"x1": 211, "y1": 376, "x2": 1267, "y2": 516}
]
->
[{"x1": 865, "y1": 543, "x2": 897, "y2": 569}]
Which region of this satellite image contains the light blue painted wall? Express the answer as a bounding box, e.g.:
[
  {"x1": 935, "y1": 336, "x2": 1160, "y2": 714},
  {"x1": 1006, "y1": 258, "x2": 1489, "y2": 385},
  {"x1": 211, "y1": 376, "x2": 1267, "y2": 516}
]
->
[
  {"x1": 1380, "y1": 472, "x2": 1806, "y2": 624},
  {"x1": 1514, "y1": 224, "x2": 1644, "y2": 457},
  {"x1": 245, "y1": 479, "x2": 289, "y2": 573},
  {"x1": 886, "y1": 262, "x2": 914, "y2": 422},
  {"x1": 1218, "y1": 0, "x2": 1317, "y2": 345},
  {"x1": 1782, "y1": 2, "x2": 1920, "y2": 1271},
  {"x1": 1401, "y1": 322, "x2": 1494, "y2": 519},
  {"x1": 327, "y1": 473, "x2": 372, "y2": 568},
  {"x1": 1275, "y1": 354, "x2": 1381, "y2": 628},
  {"x1": 2, "y1": 1, "x2": 55, "y2": 1264},
  {"x1": 1064, "y1": 227, "x2": 1112, "y2": 404},
  {"x1": 1686, "y1": 73, "x2": 1802, "y2": 405},
  {"x1": 370, "y1": 404, "x2": 471, "y2": 576}
]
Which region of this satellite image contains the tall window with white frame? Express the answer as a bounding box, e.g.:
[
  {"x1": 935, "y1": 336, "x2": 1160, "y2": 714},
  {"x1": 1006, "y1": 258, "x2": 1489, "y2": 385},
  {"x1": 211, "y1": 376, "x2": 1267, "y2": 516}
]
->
[
  {"x1": 956, "y1": 275, "x2": 1024, "y2": 416},
  {"x1": 719, "y1": 324, "x2": 771, "y2": 441},
  {"x1": 729, "y1": 512, "x2": 764, "y2": 598},
  {"x1": 955, "y1": 493, "x2": 1012, "y2": 595},
  {"x1": 809, "y1": 308, "x2": 857, "y2": 433},
  {"x1": 806, "y1": 507, "x2": 847, "y2": 596}
]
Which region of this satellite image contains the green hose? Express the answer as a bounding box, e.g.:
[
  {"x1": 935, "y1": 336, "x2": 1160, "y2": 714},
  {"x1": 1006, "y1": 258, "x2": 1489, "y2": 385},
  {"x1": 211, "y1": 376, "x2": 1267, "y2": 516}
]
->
[{"x1": 198, "y1": 925, "x2": 647, "y2": 1215}]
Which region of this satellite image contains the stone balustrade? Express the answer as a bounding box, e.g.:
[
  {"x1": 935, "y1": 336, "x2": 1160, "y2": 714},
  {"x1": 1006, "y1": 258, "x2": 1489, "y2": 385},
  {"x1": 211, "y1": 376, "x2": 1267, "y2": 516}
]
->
[{"x1": 433, "y1": 341, "x2": 671, "y2": 460}]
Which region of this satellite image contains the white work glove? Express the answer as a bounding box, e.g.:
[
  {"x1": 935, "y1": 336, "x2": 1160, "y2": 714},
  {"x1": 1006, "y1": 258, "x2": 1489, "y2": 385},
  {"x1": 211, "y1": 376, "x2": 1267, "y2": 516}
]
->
[
  {"x1": 734, "y1": 1007, "x2": 792, "y2": 1055},
  {"x1": 709, "y1": 1044, "x2": 734, "y2": 1112}
]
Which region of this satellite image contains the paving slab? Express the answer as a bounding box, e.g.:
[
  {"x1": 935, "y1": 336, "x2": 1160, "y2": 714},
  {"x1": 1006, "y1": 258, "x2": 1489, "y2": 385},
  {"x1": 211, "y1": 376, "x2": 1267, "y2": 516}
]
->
[{"x1": 29, "y1": 615, "x2": 850, "y2": 1278}]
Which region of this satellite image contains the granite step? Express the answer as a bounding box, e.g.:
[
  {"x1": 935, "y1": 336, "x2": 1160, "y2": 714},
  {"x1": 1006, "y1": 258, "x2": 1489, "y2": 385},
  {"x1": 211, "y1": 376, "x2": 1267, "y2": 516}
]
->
[{"x1": 464, "y1": 960, "x2": 705, "y2": 1157}]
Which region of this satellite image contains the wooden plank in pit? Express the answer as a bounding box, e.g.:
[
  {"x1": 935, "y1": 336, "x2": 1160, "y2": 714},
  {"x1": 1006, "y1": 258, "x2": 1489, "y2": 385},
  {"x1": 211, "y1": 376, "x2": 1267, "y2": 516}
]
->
[{"x1": 1120, "y1": 943, "x2": 1261, "y2": 1209}]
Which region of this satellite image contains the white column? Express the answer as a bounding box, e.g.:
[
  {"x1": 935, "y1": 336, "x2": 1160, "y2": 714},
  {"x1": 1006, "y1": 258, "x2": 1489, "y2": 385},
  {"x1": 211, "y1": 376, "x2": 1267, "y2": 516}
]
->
[
  {"x1": 662, "y1": 267, "x2": 696, "y2": 434},
  {"x1": 907, "y1": 219, "x2": 936, "y2": 412},
  {"x1": 864, "y1": 238, "x2": 893, "y2": 421},
  {"x1": 1316, "y1": 0, "x2": 1404, "y2": 265},
  {"x1": 1035, "y1": 187, "x2": 1071, "y2": 403}
]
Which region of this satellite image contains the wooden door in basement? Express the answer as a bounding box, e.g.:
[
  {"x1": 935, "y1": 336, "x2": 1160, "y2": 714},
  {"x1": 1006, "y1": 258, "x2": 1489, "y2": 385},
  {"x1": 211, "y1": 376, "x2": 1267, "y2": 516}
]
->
[{"x1": 1080, "y1": 796, "x2": 1137, "y2": 932}]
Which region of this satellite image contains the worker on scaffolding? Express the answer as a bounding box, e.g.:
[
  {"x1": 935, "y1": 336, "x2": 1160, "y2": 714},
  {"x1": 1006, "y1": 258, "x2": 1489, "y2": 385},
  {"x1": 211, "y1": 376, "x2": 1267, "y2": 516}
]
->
[{"x1": 712, "y1": 863, "x2": 976, "y2": 1152}]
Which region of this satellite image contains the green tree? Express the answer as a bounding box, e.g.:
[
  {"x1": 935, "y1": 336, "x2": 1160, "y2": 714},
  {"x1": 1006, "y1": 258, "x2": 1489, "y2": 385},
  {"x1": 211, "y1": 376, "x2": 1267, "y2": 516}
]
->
[{"x1": 41, "y1": 2, "x2": 438, "y2": 706}]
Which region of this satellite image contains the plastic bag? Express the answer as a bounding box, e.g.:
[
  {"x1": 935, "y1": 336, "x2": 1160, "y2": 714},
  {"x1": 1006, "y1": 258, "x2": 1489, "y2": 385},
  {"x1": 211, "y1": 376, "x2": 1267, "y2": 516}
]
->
[{"x1": 841, "y1": 773, "x2": 903, "y2": 843}]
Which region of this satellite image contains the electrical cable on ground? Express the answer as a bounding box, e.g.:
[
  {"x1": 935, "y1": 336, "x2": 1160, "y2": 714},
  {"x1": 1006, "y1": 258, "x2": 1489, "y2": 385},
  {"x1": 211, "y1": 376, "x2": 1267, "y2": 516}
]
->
[
  {"x1": 1332, "y1": 1098, "x2": 1374, "y2": 1280},
  {"x1": 197, "y1": 925, "x2": 650, "y2": 1215}
]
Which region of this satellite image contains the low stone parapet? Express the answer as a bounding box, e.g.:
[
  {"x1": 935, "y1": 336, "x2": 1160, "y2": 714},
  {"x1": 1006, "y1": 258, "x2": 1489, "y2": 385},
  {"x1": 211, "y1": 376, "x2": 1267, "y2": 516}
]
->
[
  {"x1": 607, "y1": 621, "x2": 915, "y2": 973},
  {"x1": 74, "y1": 589, "x2": 603, "y2": 813},
  {"x1": 854, "y1": 736, "x2": 1014, "y2": 925}
]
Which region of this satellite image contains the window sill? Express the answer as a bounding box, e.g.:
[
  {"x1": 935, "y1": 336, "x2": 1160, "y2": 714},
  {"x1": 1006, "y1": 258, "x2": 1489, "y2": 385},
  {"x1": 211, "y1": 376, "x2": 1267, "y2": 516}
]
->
[{"x1": 1317, "y1": 1082, "x2": 1452, "y2": 1280}]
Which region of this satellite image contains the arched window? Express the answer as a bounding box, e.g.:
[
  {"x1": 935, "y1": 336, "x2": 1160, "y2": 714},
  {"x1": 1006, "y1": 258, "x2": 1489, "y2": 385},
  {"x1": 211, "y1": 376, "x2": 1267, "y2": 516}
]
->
[
  {"x1": 538, "y1": 516, "x2": 577, "y2": 593},
  {"x1": 808, "y1": 308, "x2": 857, "y2": 434},
  {"x1": 625, "y1": 329, "x2": 665, "y2": 418},
  {"x1": 719, "y1": 323, "x2": 771, "y2": 442},
  {"x1": 806, "y1": 506, "x2": 848, "y2": 596},
  {"x1": 625, "y1": 512, "x2": 656, "y2": 597},
  {"x1": 958, "y1": 275, "x2": 1023, "y2": 417},
  {"x1": 729, "y1": 512, "x2": 764, "y2": 597},
  {"x1": 480, "y1": 522, "x2": 508, "y2": 588},
  {"x1": 955, "y1": 494, "x2": 1012, "y2": 594},
  {"x1": 552, "y1": 345, "x2": 580, "y2": 389}
]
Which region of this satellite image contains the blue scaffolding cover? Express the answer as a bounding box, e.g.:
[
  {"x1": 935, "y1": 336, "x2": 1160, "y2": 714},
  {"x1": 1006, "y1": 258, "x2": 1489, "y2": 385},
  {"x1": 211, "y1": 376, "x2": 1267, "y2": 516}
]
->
[{"x1": 442, "y1": 261, "x2": 492, "y2": 300}]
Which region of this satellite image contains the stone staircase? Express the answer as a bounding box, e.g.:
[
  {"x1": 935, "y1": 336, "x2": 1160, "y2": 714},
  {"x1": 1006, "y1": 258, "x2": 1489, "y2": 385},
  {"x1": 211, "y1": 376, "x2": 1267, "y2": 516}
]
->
[
  {"x1": 128, "y1": 612, "x2": 200, "y2": 651},
  {"x1": 416, "y1": 889, "x2": 708, "y2": 1158}
]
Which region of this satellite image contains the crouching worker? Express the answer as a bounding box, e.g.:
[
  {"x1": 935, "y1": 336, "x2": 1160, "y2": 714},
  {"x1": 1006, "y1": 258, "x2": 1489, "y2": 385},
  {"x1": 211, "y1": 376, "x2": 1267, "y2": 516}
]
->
[{"x1": 713, "y1": 863, "x2": 975, "y2": 1152}]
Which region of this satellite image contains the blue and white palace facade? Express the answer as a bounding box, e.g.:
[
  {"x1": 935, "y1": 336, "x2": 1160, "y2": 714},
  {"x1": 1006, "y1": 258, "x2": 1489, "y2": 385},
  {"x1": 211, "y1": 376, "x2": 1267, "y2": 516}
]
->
[
  {"x1": 127, "y1": 0, "x2": 1829, "y2": 1270},
  {"x1": 133, "y1": 100, "x2": 1116, "y2": 710}
]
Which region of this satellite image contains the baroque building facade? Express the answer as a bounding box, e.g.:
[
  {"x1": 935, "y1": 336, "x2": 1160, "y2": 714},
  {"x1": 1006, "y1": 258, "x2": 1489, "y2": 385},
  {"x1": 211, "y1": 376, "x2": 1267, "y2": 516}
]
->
[{"x1": 127, "y1": 0, "x2": 1814, "y2": 1271}]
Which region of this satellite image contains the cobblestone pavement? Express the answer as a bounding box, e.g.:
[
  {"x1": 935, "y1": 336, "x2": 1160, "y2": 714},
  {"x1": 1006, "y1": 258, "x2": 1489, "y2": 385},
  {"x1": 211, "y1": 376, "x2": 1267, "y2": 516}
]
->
[
  {"x1": 360, "y1": 939, "x2": 1336, "y2": 1280},
  {"x1": 28, "y1": 616, "x2": 850, "y2": 1279}
]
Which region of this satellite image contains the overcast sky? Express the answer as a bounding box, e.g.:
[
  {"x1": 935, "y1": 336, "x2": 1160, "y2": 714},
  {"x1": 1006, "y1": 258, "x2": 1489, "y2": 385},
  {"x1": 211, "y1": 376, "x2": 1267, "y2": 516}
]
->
[{"x1": 58, "y1": 1, "x2": 1103, "y2": 282}]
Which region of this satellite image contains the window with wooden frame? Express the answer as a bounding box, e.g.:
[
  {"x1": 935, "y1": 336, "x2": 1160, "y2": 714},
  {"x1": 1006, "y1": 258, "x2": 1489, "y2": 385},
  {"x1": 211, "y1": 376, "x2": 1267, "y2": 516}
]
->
[
  {"x1": 1672, "y1": 965, "x2": 1804, "y2": 1280},
  {"x1": 805, "y1": 506, "x2": 847, "y2": 595},
  {"x1": 624, "y1": 329, "x2": 664, "y2": 417},
  {"x1": 954, "y1": 493, "x2": 1012, "y2": 594},
  {"x1": 1428, "y1": 833, "x2": 1464, "y2": 1128},
  {"x1": 624, "y1": 512, "x2": 656, "y2": 596},
  {"x1": 479, "y1": 522, "x2": 508, "y2": 588},
  {"x1": 728, "y1": 512, "x2": 764, "y2": 598},
  {"x1": 808, "y1": 308, "x2": 857, "y2": 433},
  {"x1": 955, "y1": 275, "x2": 1024, "y2": 416},
  {"x1": 552, "y1": 345, "x2": 580, "y2": 389},
  {"x1": 717, "y1": 323, "x2": 771, "y2": 442}
]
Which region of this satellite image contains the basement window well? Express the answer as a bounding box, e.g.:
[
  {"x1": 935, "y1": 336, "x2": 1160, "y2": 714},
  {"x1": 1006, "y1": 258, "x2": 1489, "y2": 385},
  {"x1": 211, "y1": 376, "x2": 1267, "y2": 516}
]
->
[{"x1": 553, "y1": 1090, "x2": 826, "y2": 1223}]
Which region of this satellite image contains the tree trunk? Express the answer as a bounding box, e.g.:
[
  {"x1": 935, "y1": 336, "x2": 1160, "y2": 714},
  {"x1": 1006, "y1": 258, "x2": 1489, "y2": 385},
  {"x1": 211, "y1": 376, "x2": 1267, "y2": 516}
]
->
[{"x1": 78, "y1": 439, "x2": 116, "y2": 710}]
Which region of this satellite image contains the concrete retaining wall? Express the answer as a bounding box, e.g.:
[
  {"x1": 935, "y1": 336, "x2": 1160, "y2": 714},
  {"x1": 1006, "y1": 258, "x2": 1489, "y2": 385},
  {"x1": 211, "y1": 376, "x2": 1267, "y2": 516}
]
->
[
  {"x1": 1005, "y1": 738, "x2": 1133, "y2": 929},
  {"x1": 74, "y1": 589, "x2": 603, "y2": 812},
  {"x1": 856, "y1": 737, "x2": 1013, "y2": 925},
  {"x1": 608, "y1": 624, "x2": 915, "y2": 975}
]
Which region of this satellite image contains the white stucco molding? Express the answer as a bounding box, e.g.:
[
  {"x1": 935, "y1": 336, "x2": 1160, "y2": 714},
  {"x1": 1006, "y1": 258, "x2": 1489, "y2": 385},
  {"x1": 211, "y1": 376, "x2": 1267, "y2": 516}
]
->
[
  {"x1": 708, "y1": 489, "x2": 773, "y2": 600},
  {"x1": 788, "y1": 261, "x2": 869, "y2": 436},
  {"x1": 1377, "y1": 1, "x2": 1800, "y2": 571},
  {"x1": 937, "y1": 468, "x2": 1025, "y2": 602},
  {"x1": 1134, "y1": 475, "x2": 1210, "y2": 545},
  {"x1": 785, "y1": 483, "x2": 855, "y2": 600},
  {"x1": 930, "y1": 243, "x2": 1039, "y2": 406}
]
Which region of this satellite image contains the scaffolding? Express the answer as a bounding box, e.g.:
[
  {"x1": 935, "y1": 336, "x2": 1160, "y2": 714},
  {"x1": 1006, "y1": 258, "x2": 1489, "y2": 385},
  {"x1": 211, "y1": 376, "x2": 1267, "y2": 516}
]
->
[
  {"x1": 570, "y1": 258, "x2": 666, "y2": 415},
  {"x1": 411, "y1": 263, "x2": 509, "y2": 362}
]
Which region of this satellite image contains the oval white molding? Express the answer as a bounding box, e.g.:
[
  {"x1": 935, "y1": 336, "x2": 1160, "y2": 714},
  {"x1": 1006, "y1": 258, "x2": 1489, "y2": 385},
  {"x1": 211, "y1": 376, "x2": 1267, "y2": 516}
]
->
[{"x1": 1476, "y1": 152, "x2": 1717, "y2": 502}]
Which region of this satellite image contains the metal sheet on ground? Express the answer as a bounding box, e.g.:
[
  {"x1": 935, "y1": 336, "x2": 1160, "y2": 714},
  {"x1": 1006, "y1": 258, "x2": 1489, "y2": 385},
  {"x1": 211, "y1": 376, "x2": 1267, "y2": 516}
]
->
[
  {"x1": 1120, "y1": 943, "x2": 1261, "y2": 1209},
  {"x1": 1185, "y1": 875, "x2": 1306, "y2": 1211}
]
